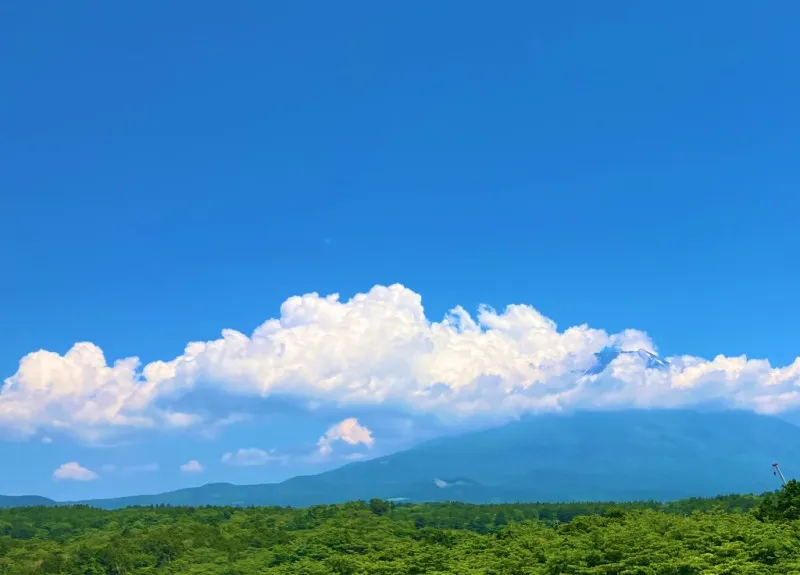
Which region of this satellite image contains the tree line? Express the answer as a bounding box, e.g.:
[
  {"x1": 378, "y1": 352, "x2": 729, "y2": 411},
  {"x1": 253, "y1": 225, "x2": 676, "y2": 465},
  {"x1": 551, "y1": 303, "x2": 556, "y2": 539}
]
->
[{"x1": 0, "y1": 482, "x2": 797, "y2": 574}]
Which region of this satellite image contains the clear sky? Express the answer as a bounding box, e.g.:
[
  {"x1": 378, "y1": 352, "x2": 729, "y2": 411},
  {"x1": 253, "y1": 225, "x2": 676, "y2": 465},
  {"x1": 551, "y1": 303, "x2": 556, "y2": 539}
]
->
[{"x1": 1, "y1": 1, "x2": 799, "y2": 500}]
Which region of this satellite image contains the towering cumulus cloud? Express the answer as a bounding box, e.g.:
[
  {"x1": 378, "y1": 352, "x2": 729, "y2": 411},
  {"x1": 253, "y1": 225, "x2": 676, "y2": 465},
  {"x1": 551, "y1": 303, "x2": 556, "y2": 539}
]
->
[{"x1": 2, "y1": 284, "x2": 800, "y2": 440}]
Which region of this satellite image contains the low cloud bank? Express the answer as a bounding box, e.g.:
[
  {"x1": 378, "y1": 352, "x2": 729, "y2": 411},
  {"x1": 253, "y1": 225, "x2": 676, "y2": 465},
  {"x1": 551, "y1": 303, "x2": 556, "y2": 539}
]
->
[{"x1": 3, "y1": 284, "x2": 798, "y2": 441}]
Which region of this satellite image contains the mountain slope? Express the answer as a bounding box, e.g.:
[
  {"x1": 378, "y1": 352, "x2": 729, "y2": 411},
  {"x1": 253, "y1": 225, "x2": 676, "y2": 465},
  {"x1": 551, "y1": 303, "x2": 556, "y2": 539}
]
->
[
  {"x1": 299, "y1": 409, "x2": 798, "y2": 503},
  {"x1": 78, "y1": 409, "x2": 799, "y2": 509},
  {"x1": 0, "y1": 495, "x2": 56, "y2": 508}
]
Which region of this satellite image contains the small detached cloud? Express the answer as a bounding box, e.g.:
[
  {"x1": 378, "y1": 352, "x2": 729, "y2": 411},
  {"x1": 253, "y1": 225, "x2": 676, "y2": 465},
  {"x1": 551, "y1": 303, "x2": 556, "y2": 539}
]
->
[
  {"x1": 53, "y1": 462, "x2": 97, "y2": 482},
  {"x1": 221, "y1": 448, "x2": 281, "y2": 467},
  {"x1": 180, "y1": 459, "x2": 204, "y2": 473},
  {"x1": 317, "y1": 417, "x2": 374, "y2": 456},
  {"x1": 41, "y1": 436, "x2": 53, "y2": 444}
]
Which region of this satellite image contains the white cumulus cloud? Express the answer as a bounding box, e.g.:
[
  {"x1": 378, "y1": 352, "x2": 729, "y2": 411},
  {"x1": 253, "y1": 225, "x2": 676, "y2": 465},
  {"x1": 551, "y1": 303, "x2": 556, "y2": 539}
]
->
[
  {"x1": 53, "y1": 462, "x2": 97, "y2": 481},
  {"x1": 180, "y1": 459, "x2": 204, "y2": 473},
  {"x1": 221, "y1": 448, "x2": 281, "y2": 467},
  {"x1": 317, "y1": 417, "x2": 374, "y2": 456},
  {"x1": 2, "y1": 284, "x2": 800, "y2": 441}
]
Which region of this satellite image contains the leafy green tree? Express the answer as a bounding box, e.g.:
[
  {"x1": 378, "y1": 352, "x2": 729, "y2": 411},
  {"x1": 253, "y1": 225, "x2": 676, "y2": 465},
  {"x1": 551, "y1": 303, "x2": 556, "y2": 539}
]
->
[{"x1": 755, "y1": 479, "x2": 800, "y2": 521}]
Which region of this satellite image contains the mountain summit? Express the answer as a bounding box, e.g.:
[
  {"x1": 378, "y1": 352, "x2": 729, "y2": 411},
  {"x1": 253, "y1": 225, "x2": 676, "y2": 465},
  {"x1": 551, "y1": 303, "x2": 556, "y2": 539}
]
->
[{"x1": 584, "y1": 346, "x2": 669, "y2": 375}]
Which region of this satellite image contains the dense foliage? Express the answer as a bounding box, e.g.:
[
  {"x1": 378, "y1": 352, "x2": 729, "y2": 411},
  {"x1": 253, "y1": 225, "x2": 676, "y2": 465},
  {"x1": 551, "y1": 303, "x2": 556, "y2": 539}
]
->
[
  {"x1": 0, "y1": 490, "x2": 796, "y2": 574},
  {"x1": 754, "y1": 479, "x2": 800, "y2": 522}
]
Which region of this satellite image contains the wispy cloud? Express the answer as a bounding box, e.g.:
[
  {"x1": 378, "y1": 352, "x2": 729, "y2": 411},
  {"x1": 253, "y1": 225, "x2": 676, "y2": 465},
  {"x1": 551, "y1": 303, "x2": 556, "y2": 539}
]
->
[
  {"x1": 221, "y1": 448, "x2": 283, "y2": 467},
  {"x1": 198, "y1": 412, "x2": 252, "y2": 439},
  {"x1": 121, "y1": 463, "x2": 159, "y2": 474}
]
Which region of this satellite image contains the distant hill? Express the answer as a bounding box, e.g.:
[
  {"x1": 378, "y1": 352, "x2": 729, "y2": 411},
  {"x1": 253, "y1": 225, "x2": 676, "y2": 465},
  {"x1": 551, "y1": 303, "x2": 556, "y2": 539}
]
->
[
  {"x1": 0, "y1": 495, "x2": 56, "y2": 508},
  {"x1": 71, "y1": 409, "x2": 798, "y2": 509}
]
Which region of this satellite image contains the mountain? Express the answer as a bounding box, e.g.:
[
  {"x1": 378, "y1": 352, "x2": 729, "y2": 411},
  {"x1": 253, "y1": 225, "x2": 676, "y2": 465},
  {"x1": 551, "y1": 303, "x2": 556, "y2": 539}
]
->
[
  {"x1": 584, "y1": 346, "x2": 668, "y2": 375},
  {"x1": 0, "y1": 495, "x2": 56, "y2": 508},
  {"x1": 72, "y1": 409, "x2": 799, "y2": 509}
]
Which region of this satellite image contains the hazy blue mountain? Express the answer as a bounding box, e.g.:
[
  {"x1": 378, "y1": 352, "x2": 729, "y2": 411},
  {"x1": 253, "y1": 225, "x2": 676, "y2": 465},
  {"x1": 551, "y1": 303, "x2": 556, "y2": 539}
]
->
[
  {"x1": 0, "y1": 495, "x2": 56, "y2": 508},
  {"x1": 70, "y1": 409, "x2": 799, "y2": 509}
]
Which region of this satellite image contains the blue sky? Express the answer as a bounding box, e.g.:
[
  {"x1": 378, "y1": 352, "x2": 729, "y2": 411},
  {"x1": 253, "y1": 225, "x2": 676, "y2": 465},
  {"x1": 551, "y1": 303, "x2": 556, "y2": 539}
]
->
[{"x1": 1, "y1": 1, "x2": 799, "y2": 500}]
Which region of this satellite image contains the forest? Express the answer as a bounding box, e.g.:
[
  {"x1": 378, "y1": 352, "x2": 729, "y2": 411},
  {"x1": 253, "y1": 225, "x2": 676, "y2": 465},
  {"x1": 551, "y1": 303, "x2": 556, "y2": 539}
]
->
[{"x1": 0, "y1": 482, "x2": 798, "y2": 574}]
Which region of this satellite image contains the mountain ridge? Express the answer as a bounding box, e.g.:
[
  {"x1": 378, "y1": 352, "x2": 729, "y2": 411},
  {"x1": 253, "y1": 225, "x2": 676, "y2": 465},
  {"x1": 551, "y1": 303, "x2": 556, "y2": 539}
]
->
[
  {"x1": 0, "y1": 495, "x2": 56, "y2": 508},
  {"x1": 2, "y1": 408, "x2": 795, "y2": 509}
]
